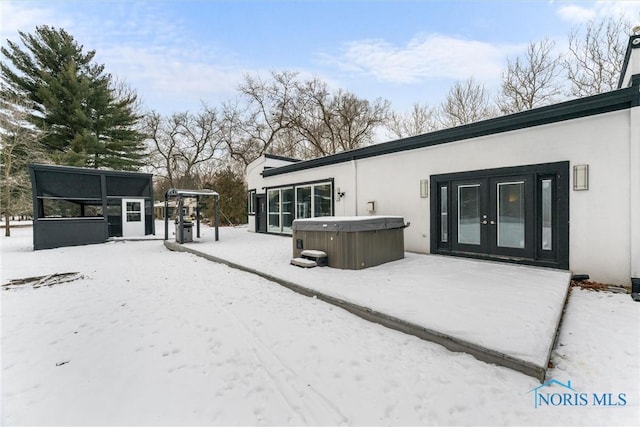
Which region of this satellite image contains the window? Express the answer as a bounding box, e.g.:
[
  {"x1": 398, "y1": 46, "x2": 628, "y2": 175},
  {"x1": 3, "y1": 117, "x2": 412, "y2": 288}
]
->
[
  {"x1": 266, "y1": 180, "x2": 333, "y2": 233},
  {"x1": 296, "y1": 186, "x2": 311, "y2": 218},
  {"x1": 440, "y1": 186, "x2": 448, "y2": 243},
  {"x1": 41, "y1": 199, "x2": 103, "y2": 219},
  {"x1": 313, "y1": 183, "x2": 332, "y2": 217},
  {"x1": 268, "y1": 189, "x2": 280, "y2": 232},
  {"x1": 282, "y1": 188, "x2": 294, "y2": 233},
  {"x1": 247, "y1": 190, "x2": 256, "y2": 215},
  {"x1": 541, "y1": 179, "x2": 553, "y2": 251},
  {"x1": 125, "y1": 201, "x2": 142, "y2": 222}
]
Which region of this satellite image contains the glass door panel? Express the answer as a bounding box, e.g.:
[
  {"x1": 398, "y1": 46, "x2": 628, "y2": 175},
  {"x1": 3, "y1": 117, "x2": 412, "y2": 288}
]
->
[
  {"x1": 497, "y1": 181, "x2": 525, "y2": 249},
  {"x1": 296, "y1": 186, "x2": 311, "y2": 219},
  {"x1": 281, "y1": 188, "x2": 294, "y2": 233},
  {"x1": 488, "y1": 176, "x2": 532, "y2": 258},
  {"x1": 457, "y1": 184, "x2": 481, "y2": 245},
  {"x1": 267, "y1": 189, "x2": 280, "y2": 232},
  {"x1": 313, "y1": 183, "x2": 332, "y2": 217}
]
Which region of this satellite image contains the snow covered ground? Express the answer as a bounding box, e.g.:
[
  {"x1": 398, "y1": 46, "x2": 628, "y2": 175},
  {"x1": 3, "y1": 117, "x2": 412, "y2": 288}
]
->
[
  {"x1": 177, "y1": 224, "x2": 570, "y2": 371},
  {"x1": 1, "y1": 225, "x2": 638, "y2": 426}
]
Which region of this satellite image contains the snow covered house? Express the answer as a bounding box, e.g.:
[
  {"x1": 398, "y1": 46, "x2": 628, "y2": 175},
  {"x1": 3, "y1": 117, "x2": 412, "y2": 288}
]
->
[
  {"x1": 246, "y1": 34, "x2": 640, "y2": 287},
  {"x1": 28, "y1": 164, "x2": 155, "y2": 250}
]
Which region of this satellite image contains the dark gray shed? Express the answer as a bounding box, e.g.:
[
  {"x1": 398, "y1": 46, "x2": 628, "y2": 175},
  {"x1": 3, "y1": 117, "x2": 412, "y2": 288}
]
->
[{"x1": 28, "y1": 164, "x2": 155, "y2": 250}]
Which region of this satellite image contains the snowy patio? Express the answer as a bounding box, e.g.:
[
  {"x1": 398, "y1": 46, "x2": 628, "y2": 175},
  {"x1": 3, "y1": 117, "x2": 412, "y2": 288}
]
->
[{"x1": 167, "y1": 224, "x2": 571, "y2": 381}]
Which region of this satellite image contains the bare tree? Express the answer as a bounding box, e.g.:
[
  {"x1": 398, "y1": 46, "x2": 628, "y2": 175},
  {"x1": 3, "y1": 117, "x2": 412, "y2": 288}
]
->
[
  {"x1": 222, "y1": 71, "x2": 297, "y2": 166},
  {"x1": 437, "y1": 77, "x2": 496, "y2": 127},
  {"x1": 386, "y1": 103, "x2": 439, "y2": 139},
  {"x1": 143, "y1": 108, "x2": 225, "y2": 190},
  {"x1": 288, "y1": 78, "x2": 390, "y2": 156},
  {"x1": 0, "y1": 89, "x2": 47, "y2": 236},
  {"x1": 329, "y1": 90, "x2": 390, "y2": 152},
  {"x1": 564, "y1": 15, "x2": 631, "y2": 97},
  {"x1": 498, "y1": 38, "x2": 564, "y2": 114},
  {"x1": 220, "y1": 71, "x2": 391, "y2": 164}
]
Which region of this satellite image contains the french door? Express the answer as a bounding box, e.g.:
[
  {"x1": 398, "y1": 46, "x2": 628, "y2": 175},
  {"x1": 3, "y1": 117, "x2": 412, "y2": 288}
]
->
[
  {"x1": 432, "y1": 162, "x2": 569, "y2": 269},
  {"x1": 451, "y1": 176, "x2": 532, "y2": 258}
]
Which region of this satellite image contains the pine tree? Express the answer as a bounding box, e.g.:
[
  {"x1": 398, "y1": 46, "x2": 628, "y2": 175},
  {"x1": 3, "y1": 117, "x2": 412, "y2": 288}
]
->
[{"x1": 1, "y1": 25, "x2": 146, "y2": 170}]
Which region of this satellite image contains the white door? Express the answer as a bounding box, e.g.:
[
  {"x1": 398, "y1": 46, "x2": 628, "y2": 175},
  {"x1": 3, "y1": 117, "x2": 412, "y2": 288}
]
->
[{"x1": 122, "y1": 198, "x2": 146, "y2": 237}]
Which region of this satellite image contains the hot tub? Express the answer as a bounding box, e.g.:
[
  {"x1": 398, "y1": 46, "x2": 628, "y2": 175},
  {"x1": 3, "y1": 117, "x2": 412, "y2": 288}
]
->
[{"x1": 292, "y1": 216, "x2": 407, "y2": 270}]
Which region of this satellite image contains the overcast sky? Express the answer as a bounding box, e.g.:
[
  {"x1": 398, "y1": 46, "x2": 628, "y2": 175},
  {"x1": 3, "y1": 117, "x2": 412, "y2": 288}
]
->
[{"x1": 2, "y1": 0, "x2": 640, "y2": 116}]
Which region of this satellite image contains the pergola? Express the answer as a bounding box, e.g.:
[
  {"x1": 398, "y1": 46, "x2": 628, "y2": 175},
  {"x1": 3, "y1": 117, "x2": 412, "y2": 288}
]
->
[{"x1": 163, "y1": 188, "x2": 219, "y2": 243}]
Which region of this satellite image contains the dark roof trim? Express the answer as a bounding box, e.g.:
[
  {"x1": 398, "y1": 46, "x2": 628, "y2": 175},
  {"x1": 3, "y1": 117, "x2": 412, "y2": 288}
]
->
[
  {"x1": 264, "y1": 86, "x2": 640, "y2": 177},
  {"x1": 165, "y1": 188, "x2": 219, "y2": 198},
  {"x1": 264, "y1": 153, "x2": 301, "y2": 162},
  {"x1": 28, "y1": 163, "x2": 153, "y2": 178},
  {"x1": 618, "y1": 35, "x2": 640, "y2": 89}
]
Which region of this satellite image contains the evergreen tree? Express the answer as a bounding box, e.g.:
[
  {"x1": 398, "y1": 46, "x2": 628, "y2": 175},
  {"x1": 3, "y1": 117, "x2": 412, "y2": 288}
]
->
[
  {"x1": 204, "y1": 168, "x2": 247, "y2": 225},
  {"x1": 1, "y1": 25, "x2": 146, "y2": 170}
]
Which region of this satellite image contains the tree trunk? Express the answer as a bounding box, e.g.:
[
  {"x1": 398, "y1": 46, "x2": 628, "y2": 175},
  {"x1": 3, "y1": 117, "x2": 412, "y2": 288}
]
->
[{"x1": 5, "y1": 215, "x2": 10, "y2": 237}]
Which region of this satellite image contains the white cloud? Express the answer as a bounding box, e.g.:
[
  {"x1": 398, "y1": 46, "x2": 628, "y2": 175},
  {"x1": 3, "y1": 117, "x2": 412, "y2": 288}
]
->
[
  {"x1": 0, "y1": 0, "x2": 72, "y2": 38},
  {"x1": 98, "y1": 44, "x2": 242, "y2": 112},
  {"x1": 556, "y1": 1, "x2": 640, "y2": 24},
  {"x1": 556, "y1": 4, "x2": 597, "y2": 23},
  {"x1": 319, "y1": 33, "x2": 523, "y2": 84}
]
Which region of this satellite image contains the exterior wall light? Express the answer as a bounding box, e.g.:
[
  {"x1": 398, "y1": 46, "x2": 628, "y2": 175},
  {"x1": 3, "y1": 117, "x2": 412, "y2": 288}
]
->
[
  {"x1": 573, "y1": 164, "x2": 589, "y2": 191},
  {"x1": 420, "y1": 179, "x2": 429, "y2": 198},
  {"x1": 367, "y1": 201, "x2": 376, "y2": 213}
]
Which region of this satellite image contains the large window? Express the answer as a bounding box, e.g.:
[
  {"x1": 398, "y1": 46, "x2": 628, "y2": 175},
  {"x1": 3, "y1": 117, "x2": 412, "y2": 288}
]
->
[{"x1": 266, "y1": 180, "x2": 333, "y2": 233}]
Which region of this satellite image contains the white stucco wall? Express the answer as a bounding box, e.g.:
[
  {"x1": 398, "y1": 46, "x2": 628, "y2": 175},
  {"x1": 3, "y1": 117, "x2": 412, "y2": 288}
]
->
[
  {"x1": 630, "y1": 105, "x2": 640, "y2": 281},
  {"x1": 249, "y1": 109, "x2": 636, "y2": 285}
]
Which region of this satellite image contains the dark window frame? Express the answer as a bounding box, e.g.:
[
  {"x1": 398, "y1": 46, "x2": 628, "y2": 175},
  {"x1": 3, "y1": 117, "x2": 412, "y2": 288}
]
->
[{"x1": 263, "y1": 178, "x2": 334, "y2": 235}]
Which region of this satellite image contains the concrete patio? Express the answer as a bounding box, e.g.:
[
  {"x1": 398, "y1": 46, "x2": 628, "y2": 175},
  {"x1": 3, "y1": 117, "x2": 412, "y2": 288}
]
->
[{"x1": 164, "y1": 225, "x2": 571, "y2": 381}]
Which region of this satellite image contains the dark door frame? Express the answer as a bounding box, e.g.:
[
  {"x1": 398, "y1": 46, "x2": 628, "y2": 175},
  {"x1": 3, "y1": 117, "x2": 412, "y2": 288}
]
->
[{"x1": 430, "y1": 161, "x2": 569, "y2": 270}]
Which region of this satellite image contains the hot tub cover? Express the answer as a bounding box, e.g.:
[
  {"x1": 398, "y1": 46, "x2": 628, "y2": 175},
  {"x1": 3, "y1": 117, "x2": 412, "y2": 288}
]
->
[{"x1": 292, "y1": 216, "x2": 406, "y2": 232}]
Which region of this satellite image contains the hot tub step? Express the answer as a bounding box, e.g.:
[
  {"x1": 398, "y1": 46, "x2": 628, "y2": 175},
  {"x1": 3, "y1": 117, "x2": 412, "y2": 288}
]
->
[
  {"x1": 290, "y1": 257, "x2": 318, "y2": 268},
  {"x1": 300, "y1": 250, "x2": 328, "y2": 267}
]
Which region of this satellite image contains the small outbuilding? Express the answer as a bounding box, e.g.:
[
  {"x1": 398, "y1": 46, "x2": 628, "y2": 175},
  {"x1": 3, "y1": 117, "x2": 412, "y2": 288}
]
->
[{"x1": 28, "y1": 164, "x2": 155, "y2": 250}]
